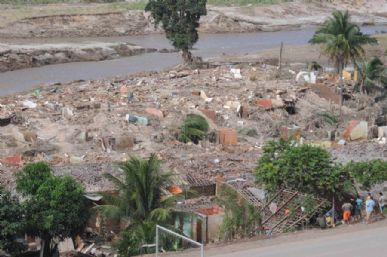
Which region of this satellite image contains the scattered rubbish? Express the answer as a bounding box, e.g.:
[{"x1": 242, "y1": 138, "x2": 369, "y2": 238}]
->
[
  {"x1": 342, "y1": 70, "x2": 352, "y2": 81},
  {"x1": 230, "y1": 68, "x2": 242, "y2": 79},
  {"x1": 69, "y1": 155, "x2": 85, "y2": 164},
  {"x1": 167, "y1": 185, "x2": 183, "y2": 195},
  {"x1": 22, "y1": 100, "x2": 37, "y2": 109},
  {"x1": 0, "y1": 116, "x2": 11, "y2": 127},
  {"x1": 200, "y1": 90, "x2": 213, "y2": 103},
  {"x1": 343, "y1": 120, "x2": 368, "y2": 141},
  {"x1": 378, "y1": 126, "x2": 387, "y2": 138},
  {"x1": 32, "y1": 89, "x2": 41, "y2": 98},
  {"x1": 145, "y1": 108, "x2": 164, "y2": 119},
  {"x1": 1, "y1": 154, "x2": 23, "y2": 166},
  {"x1": 224, "y1": 101, "x2": 241, "y2": 109},
  {"x1": 256, "y1": 99, "x2": 273, "y2": 108},
  {"x1": 280, "y1": 125, "x2": 301, "y2": 141},
  {"x1": 126, "y1": 114, "x2": 148, "y2": 125},
  {"x1": 62, "y1": 107, "x2": 74, "y2": 119},
  {"x1": 199, "y1": 109, "x2": 217, "y2": 123},
  {"x1": 218, "y1": 128, "x2": 237, "y2": 146},
  {"x1": 337, "y1": 139, "x2": 346, "y2": 145},
  {"x1": 113, "y1": 135, "x2": 135, "y2": 151},
  {"x1": 296, "y1": 71, "x2": 317, "y2": 84}
]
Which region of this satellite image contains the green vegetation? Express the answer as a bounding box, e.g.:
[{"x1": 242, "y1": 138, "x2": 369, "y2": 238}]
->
[
  {"x1": 16, "y1": 161, "x2": 52, "y2": 196},
  {"x1": 342, "y1": 160, "x2": 387, "y2": 190},
  {"x1": 356, "y1": 57, "x2": 387, "y2": 101},
  {"x1": 217, "y1": 184, "x2": 261, "y2": 240},
  {"x1": 255, "y1": 140, "x2": 354, "y2": 199},
  {"x1": 317, "y1": 112, "x2": 338, "y2": 125},
  {"x1": 309, "y1": 10, "x2": 377, "y2": 74},
  {"x1": 178, "y1": 114, "x2": 209, "y2": 144},
  {"x1": 0, "y1": 186, "x2": 26, "y2": 256},
  {"x1": 238, "y1": 127, "x2": 259, "y2": 137},
  {"x1": 16, "y1": 162, "x2": 88, "y2": 257},
  {"x1": 97, "y1": 155, "x2": 177, "y2": 256},
  {"x1": 307, "y1": 61, "x2": 322, "y2": 71},
  {"x1": 146, "y1": 0, "x2": 207, "y2": 63}
]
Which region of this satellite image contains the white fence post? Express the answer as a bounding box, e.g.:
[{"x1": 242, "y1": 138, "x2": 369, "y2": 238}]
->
[{"x1": 155, "y1": 224, "x2": 204, "y2": 257}]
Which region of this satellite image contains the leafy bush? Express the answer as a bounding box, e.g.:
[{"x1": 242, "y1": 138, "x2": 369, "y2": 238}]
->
[
  {"x1": 217, "y1": 184, "x2": 261, "y2": 240},
  {"x1": 179, "y1": 114, "x2": 209, "y2": 144},
  {"x1": 342, "y1": 160, "x2": 387, "y2": 190},
  {"x1": 255, "y1": 140, "x2": 354, "y2": 199}
]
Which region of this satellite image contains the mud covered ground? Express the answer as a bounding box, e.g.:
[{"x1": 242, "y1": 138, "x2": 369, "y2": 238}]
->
[{"x1": 0, "y1": 0, "x2": 386, "y2": 38}]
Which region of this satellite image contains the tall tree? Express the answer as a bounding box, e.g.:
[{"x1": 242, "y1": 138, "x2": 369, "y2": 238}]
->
[
  {"x1": 356, "y1": 57, "x2": 387, "y2": 99},
  {"x1": 309, "y1": 10, "x2": 377, "y2": 74},
  {"x1": 0, "y1": 186, "x2": 25, "y2": 256},
  {"x1": 145, "y1": 0, "x2": 207, "y2": 63},
  {"x1": 97, "y1": 154, "x2": 176, "y2": 256},
  {"x1": 16, "y1": 163, "x2": 88, "y2": 257}
]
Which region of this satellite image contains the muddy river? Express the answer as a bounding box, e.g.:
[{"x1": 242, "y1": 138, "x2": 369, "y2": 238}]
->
[{"x1": 0, "y1": 26, "x2": 385, "y2": 96}]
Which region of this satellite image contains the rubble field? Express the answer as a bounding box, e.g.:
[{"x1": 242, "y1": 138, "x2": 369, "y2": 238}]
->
[{"x1": 1, "y1": 60, "x2": 386, "y2": 192}]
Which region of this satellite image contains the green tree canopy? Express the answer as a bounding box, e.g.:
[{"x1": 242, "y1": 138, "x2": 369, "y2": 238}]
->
[
  {"x1": 342, "y1": 160, "x2": 387, "y2": 190},
  {"x1": 0, "y1": 186, "x2": 25, "y2": 256},
  {"x1": 255, "y1": 140, "x2": 354, "y2": 199},
  {"x1": 309, "y1": 10, "x2": 377, "y2": 74},
  {"x1": 145, "y1": 0, "x2": 207, "y2": 63},
  {"x1": 16, "y1": 162, "x2": 88, "y2": 257},
  {"x1": 16, "y1": 161, "x2": 52, "y2": 196}
]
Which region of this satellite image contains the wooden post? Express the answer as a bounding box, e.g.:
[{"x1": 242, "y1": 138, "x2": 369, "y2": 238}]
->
[{"x1": 278, "y1": 42, "x2": 283, "y2": 79}]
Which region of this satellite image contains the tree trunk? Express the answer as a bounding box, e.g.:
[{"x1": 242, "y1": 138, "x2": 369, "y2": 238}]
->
[
  {"x1": 181, "y1": 49, "x2": 193, "y2": 64},
  {"x1": 39, "y1": 237, "x2": 52, "y2": 257}
]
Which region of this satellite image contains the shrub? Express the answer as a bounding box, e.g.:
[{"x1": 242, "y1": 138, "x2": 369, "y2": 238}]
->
[{"x1": 179, "y1": 114, "x2": 209, "y2": 144}]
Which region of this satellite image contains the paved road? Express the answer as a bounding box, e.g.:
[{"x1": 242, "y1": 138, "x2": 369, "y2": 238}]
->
[
  {"x1": 213, "y1": 227, "x2": 386, "y2": 257},
  {"x1": 169, "y1": 221, "x2": 387, "y2": 257}
]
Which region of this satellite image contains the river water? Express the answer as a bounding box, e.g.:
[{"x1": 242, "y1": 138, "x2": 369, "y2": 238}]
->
[{"x1": 0, "y1": 25, "x2": 385, "y2": 96}]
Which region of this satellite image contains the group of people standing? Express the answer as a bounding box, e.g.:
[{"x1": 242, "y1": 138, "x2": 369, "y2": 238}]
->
[{"x1": 342, "y1": 192, "x2": 385, "y2": 224}]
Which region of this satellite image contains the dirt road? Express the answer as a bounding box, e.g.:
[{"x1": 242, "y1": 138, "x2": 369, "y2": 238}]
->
[{"x1": 167, "y1": 220, "x2": 387, "y2": 257}]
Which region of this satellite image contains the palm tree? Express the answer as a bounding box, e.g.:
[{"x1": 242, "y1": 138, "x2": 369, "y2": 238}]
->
[
  {"x1": 98, "y1": 154, "x2": 173, "y2": 221},
  {"x1": 357, "y1": 57, "x2": 387, "y2": 100},
  {"x1": 309, "y1": 10, "x2": 377, "y2": 74},
  {"x1": 96, "y1": 154, "x2": 177, "y2": 256}
]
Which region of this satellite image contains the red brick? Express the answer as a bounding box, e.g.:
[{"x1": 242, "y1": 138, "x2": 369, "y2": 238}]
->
[
  {"x1": 255, "y1": 99, "x2": 273, "y2": 108},
  {"x1": 145, "y1": 108, "x2": 164, "y2": 119},
  {"x1": 119, "y1": 85, "x2": 128, "y2": 94},
  {"x1": 218, "y1": 128, "x2": 238, "y2": 145},
  {"x1": 1, "y1": 154, "x2": 23, "y2": 166}
]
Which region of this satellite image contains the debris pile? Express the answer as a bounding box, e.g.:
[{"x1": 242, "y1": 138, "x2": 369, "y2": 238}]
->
[{"x1": 0, "y1": 63, "x2": 385, "y2": 192}]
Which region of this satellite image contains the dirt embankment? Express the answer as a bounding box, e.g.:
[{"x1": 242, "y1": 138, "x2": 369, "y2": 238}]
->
[
  {"x1": 0, "y1": 1, "x2": 386, "y2": 38},
  {"x1": 0, "y1": 42, "x2": 158, "y2": 72}
]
